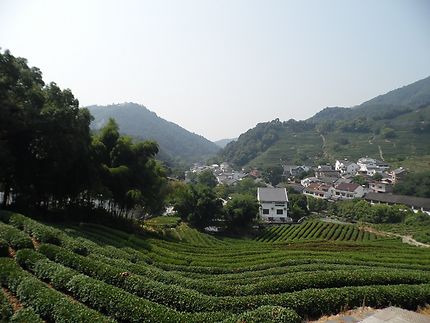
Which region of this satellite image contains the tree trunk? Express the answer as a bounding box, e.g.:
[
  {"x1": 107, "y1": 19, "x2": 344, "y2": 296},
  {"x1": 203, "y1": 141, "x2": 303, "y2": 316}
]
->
[{"x1": 2, "y1": 184, "x2": 10, "y2": 208}]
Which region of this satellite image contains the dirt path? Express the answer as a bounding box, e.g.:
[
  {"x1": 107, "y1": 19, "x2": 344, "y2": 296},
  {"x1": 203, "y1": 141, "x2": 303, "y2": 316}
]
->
[
  {"x1": 2, "y1": 287, "x2": 22, "y2": 312},
  {"x1": 378, "y1": 145, "x2": 385, "y2": 161},
  {"x1": 361, "y1": 226, "x2": 430, "y2": 248},
  {"x1": 320, "y1": 134, "x2": 330, "y2": 159},
  {"x1": 309, "y1": 306, "x2": 430, "y2": 322}
]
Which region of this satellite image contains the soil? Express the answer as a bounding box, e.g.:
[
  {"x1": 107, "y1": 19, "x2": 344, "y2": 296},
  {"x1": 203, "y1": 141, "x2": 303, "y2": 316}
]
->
[
  {"x1": 2, "y1": 287, "x2": 22, "y2": 312},
  {"x1": 308, "y1": 306, "x2": 430, "y2": 322}
]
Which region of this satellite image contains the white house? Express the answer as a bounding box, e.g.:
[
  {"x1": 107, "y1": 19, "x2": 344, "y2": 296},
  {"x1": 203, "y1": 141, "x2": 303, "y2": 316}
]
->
[
  {"x1": 335, "y1": 160, "x2": 360, "y2": 176},
  {"x1": 257, "y1": 187, "x2": 291, "y2": 223},
  {"x1": 357, "y1": 157, "x2": 389, "y2": 173},
  {"x1": 300, "y1": 177, "x2": 320, "y2": 187}
]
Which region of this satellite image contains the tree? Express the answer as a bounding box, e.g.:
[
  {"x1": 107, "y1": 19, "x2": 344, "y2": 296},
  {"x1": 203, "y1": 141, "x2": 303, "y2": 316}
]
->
[
  {"x1": 289, "y1": 194, "x2": 309, "y2": 220},
  {"x1": 394, "y1": 171, "x2": 430, "y2": 198},
  {"x1": 0, "y1": 49, "x2": 168, "y2": 219},
  {"x1": 224, "y1": 194, "x2": 259, "y2": 229},
  {"x1": 352, "y1": 175, "x2": 368, "y2": 186},
  {"x1": 93, "y1": 120, "x2": 167, "y2": 217},
  {"x1": 307, "y1": 196, "x2": 328, "y2": 213},
  {"x1": 263, "y1": 165, "x2": 283, "y2": 186},
  {"x1": 197, "y1": 170, "x2": 218, "y2": 188},
  {"x1": 372, "y1": 173, "x2": 383, "y2": 181},
  {"x1": 173, "y1": 185, "x2": 223, "y2": 229}
]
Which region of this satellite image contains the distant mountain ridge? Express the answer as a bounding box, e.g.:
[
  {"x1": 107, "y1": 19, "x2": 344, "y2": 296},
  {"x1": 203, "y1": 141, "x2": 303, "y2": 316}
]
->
[
  {"x1": 221, "y1": 76, "x2": 430, "y2": 169},
  {"x1": 310, "y1": 76, "x2": 430, "y2": 122},
  {"x1": 87, "y1": 103, "x2": 219, "y2": 163},
  {"x1": 215, "y1": 138, "x2": 237, "y2": 148}
]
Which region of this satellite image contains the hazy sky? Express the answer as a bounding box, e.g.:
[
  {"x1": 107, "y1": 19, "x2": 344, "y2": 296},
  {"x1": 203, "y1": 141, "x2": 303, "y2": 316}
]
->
[{"x1": 1, "y1": 0, "x2": 430, "y2": 141}]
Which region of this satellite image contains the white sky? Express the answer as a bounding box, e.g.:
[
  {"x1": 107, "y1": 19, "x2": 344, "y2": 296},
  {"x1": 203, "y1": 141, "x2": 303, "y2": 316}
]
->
[{"x1": 1, "y1": 0, "x2": 429, "y2": 141}]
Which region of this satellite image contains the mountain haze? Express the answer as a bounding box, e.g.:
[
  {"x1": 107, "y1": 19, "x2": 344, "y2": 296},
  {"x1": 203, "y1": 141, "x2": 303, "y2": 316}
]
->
[
  {"x1": 87, "y1": 103, "x2": 219, "y2": 163},
  {"x1": 221, "y1": 76, "x2": 430, "y2": 170},
  {"x1": 215, "y1": 138, "x2": 237, "y2": 148}
]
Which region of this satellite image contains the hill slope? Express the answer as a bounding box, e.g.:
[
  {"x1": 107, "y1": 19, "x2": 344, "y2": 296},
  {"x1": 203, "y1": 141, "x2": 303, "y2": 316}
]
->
[
  {"x1": 1, "y1": 211, "x2": 430, "y2": 322},
  {"x1": 310, "y1": 76, "x2": 430, "y2": 122},
  {"x1": 222, "y1": 76, "x2": 430, "y2": 169},
  {"x1": 87, "y1": 103, "x2": 220, "y2": 163}
]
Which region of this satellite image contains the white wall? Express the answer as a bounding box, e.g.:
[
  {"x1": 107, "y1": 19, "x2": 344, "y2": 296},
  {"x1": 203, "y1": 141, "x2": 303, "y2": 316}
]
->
[{"x1": 259, "y1": 201, "x2": 291, "y2": 222}]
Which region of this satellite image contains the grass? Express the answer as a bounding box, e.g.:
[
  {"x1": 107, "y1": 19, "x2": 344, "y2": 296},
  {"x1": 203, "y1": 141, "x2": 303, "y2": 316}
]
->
[{"x1": 144, "y1": 215, "x2": 181, "y2": 228}]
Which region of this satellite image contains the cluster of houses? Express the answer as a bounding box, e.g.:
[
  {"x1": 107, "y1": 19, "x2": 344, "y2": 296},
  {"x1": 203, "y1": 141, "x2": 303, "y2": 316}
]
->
[
  {"x1": 258, "y1": 156, "x2": 430, "y2": 223},
  {"x1": 299, "y1": 157, "x2": 406, "y2": 201},
  {"x1": 185, "y1": 162, "x2": 246, "y2": 185},
  {"x1": 290, "y1": 157, "x2": 430, "y2": 217},
  {"x1": 184, "y1": 157, "x2": 430, "y2": 223}
]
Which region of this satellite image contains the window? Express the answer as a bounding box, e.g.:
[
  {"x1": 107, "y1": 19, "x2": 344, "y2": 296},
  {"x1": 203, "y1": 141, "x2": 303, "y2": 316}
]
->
[
  {"x1": 276, "y1": 209, "x2": 283, "y2": 215},
  {"x1": 263, "y1": 209, "x2": 269, "y2": 215},
  {"x1": 268, "y1": 217, "x2": 274, "y2": 221}
]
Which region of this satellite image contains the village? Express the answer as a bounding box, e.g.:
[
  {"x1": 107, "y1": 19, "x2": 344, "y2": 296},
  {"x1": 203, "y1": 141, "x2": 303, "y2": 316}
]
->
[{"x1": 185, "y1": 157, "x2": 430, "y2": 223}]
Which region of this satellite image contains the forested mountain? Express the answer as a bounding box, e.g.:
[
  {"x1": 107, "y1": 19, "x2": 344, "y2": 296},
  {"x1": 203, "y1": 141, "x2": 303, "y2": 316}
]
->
[
  {"x1": 221, "y1": 76, "x2": 430, "y2": 170},
  {"x1": 310, "y1": 76, "x2": 430, "y2": 122},
  {"x1": 87, "y1": 103, "x2": 220, "y2": 163}
]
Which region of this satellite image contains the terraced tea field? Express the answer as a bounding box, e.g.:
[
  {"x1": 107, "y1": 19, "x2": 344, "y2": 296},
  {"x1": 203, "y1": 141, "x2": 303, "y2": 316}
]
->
[
  {"x1": 1, "y1": 211, "x2": 430, "y2": 322},
  {"x1": 256, "y1": 221, "x2": 381, "y2": 243}
]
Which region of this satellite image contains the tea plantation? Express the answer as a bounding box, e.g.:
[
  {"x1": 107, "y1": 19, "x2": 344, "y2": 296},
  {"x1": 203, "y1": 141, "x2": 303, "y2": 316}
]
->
[{"x1": 1, "y1": 211, "x2": 430, "y2": 322}]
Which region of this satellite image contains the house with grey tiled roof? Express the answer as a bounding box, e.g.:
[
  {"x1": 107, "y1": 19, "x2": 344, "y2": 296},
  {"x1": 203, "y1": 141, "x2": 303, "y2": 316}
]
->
[{"x1": 257, "y1": 188, "x2": 291, "y2": 223}]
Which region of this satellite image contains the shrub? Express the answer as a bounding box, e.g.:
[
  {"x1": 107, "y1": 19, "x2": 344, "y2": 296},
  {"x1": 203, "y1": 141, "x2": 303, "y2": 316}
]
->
[
  {"x1": 0, "y1": 258, "x2": 113, "y2": 322},
  {"x1": 231, "y1": 306, "x2": 301, "y2": 323},
  {"x1": 0, "y1": 223, "x2": 33, "y2": 250},
  {"x1": 10, "y1": 307, "x2": 44, "y2": 323},
  {"x1": 0, "y1": 288, "x2": 13, "y2": 322}
]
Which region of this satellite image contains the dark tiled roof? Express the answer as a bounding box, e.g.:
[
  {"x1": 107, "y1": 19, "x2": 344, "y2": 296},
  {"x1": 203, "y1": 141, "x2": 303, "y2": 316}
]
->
[
  {"x1": 258, "y1": 188, "x2": 288, "y2": 202},
  {"x1": 365, "y1": 192, "x2": 430, "y2": 210},
  {"x1": 335, "y1": 182, "x2": 360, "y2": 192}
]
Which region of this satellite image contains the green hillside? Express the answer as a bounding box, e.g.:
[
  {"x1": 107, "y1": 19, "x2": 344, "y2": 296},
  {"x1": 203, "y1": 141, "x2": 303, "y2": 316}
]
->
[
  {"x1": 1, "y1": 211, "x2": 430, "y2": 322},
  {"x1": 88, "y1": 103, "x2": 220, "y2": 163},
  {"x1": 221, "y1": 77, "x2": 430, "y2": 170}
]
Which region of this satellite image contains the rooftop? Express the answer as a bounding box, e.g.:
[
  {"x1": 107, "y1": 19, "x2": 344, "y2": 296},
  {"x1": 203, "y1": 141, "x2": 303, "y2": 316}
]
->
[
  {"x1": 257, "y1": 187, "x2": 288, "y2": 202},
  {"x1": 365, "y1": 192, "x2": 430, "y2": 210},
  {"x1": 335, "y1": 182, "x2": 361, "y2": 192}
]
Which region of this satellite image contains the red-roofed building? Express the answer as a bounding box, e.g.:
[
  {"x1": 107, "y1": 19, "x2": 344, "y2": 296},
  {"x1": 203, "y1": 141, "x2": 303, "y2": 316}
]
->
[
  {"x1": 331, "y1": 182, "x2": 365, "y2": 200},
  {"x1": 303, "y1": 183, "x2": 333, "y2": 199}
]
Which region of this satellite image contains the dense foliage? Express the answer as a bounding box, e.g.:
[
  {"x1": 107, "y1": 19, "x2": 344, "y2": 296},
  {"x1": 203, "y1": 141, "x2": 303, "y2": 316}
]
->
[
  {"x1": 224, "y1": 194, "x2": 259, "y2": 229},
  {"x1": 334, "y1": 200, "x2": 410, "y2": 224},
  {"x1": 0, "y1": 50, "x2": 167, "y2": 217},
  {"x1": 393, "y1": 171, "x2": 430, "y2": 198},
  {"x1": 173, "y1": 184, "x2": 223, "y2": 228}
]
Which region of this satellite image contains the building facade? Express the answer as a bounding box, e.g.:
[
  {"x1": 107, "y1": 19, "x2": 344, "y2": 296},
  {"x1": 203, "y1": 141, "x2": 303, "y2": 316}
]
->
[{"x1": 257, "y1": 187, "x2": 291, "y2": 223}]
